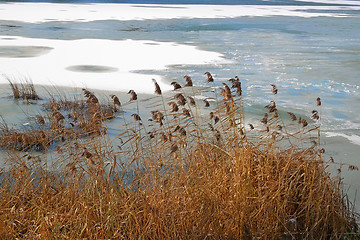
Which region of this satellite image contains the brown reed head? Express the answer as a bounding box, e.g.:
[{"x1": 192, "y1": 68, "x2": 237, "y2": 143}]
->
[
  {"x1": 204, "y1": 71, "x2": 214, "y2": 82},
  {"x1": 317, "y1": 97, "x2": 321, "y2": 106},
  {"x1": 128, "y1": 90, "x2": 137, "y2": 101},
  {"x1": 52, "y1": 111, "x2": 65, "y2": 123},
  {"x1": 151, "y1": 110, "x2": 164, "y2": 126},
  {"x1": 231, "y1": 79, "x2": 242, "y2": 96},
  {"x1": 203, "y1": 99, "x2": 210, "y2": 107},
  {"x1": 270, "y1": 84, "x2": 278, "y2": 94},
  {"x1": 182, "y1": 108, "x2": 191, "y2": 118},
  {"x1": 171, "y1": 81, "x2": 182, "y2": 91},
  {"x1": 220, "y1": 83, "x2": 232, "y2": 101},
  {"x1": 187, "y1": 96, "x2": 196, "y2": 106},
  {"x1": 287, "y1": 112, "x2": 297, "y2": 121},
  {"x1": 111, "y1": 94, "x2": 121, "y2": 107},
  {"x1": 184, "y1": 75, "x2": 193, "y2": 87},
  {"x1": 131, "y1": 113, "x2": 141, "y2": 121},
  {"x1": 168, "y1": 101, "x2": 179, "y2": 112},
  {"x1": 152, "y1": 79, "x2": 162, "y2": 95},
  {"x1": 174, "y1": 93, "x2": 186, "y2": 106}
]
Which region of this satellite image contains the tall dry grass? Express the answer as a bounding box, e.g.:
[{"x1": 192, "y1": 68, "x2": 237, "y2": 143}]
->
[
  {"x1": 6, "y1": 76, "x2": 40, "y2": 102},
  {"x1": 0, "y1": 75, "x2": 358, "y2": 239}
]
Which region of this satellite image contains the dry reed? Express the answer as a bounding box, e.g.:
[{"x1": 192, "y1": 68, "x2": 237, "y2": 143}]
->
[
  {"x1": 6, "y1": 76, "x2": 40, "y2": 102},
  {"x1": 0, "y1": 74, "x2": 358, "y2": 239}
]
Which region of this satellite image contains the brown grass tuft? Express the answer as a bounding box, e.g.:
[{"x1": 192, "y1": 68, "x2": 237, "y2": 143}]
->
[{"x1": 6, "y1": 76, "x2": 40, "y2": 102}]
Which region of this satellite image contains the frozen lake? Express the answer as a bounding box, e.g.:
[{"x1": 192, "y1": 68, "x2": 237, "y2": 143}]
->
[{"x1": 0, "y1": 0, "x2": 359, "y2": 210}]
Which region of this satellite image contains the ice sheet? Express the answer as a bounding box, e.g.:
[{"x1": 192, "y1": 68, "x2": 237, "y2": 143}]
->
[
  {"x1": 0, "y1": 37, "x2": 227, "y2": 93},
  {"x1": 294, "y1": 0, "x2": 360, "y2": 6},
  {"x1": 0, "y1": 3, "x2": 359, "y2": 23},
  {"x1": 325, "y1": 132, "x2": 360, "y2": 146}
]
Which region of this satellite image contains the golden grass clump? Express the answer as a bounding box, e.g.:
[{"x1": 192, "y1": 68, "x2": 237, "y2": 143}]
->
[
  {"x1": 0, "y1": 87, "x2": 117, "y2": 151},
  {"x1": 0, "y1": 75, "x2": 358, "y2": 239},
  {"x1": 6, "y1": 76, "x2": 40, "y2": 102}
]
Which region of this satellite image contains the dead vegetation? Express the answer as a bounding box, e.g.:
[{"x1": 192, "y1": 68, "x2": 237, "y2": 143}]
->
[
  {"x1": 6, "y1": 76, "x2": 40, "y2": 102},
  {"x1": 0, "y1": 75, "x2": 358, "y2": 239},
  {"x1": 0, "y1": 87, "x2": 117, "y2": 151}
]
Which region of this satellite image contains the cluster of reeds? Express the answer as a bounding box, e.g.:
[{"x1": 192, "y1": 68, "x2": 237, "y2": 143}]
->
[
  {"x1": 6, "y1": 76, "x2": 40, "y2": 102},
  {"x1": 0, "y1": 88, "x2": 117, "y2": 151},
  {"x1": 0, "y1": 73, "x2": 359, "y2": 239}
]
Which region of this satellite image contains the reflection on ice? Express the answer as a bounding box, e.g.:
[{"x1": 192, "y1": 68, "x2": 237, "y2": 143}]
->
[
  {"x1": 66, "y1": 65, "x2": 118, "y2": 73},
  {"x1": 0, "y1": 46, "x2": 53, "y2": 58}
]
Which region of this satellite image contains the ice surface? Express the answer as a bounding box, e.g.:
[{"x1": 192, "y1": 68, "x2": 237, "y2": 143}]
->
[{"x1": 0, "y1": 37, "x2": 227, "y2": 93}]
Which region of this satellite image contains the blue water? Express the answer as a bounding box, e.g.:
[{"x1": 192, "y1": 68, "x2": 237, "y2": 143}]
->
[{"x1": 0, "y1": 0, "x2": 360, "y2": 209}]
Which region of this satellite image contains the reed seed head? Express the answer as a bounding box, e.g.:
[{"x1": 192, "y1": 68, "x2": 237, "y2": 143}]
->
[
  {"x1": 224, "y1": 102, "x2": 231, "y2": 113},
  {"x1": 170, "y1": 144, "x2": 178, "y2": 153},
  {"x1": 260, "y1": 116, "x2": 268, "y2": 125},
  {"x1": 171, "y1": 82, "x2": 182, "y2": 91},
  {"x1": 173, "y1": 125, "x2": 186, "y2": 136},
  {"x1": 36, "y1": 115, "x2": 45, "y2": 125},
  {"x1": 82, "y1": 149, "x2": 93, "y2": 159},
  {"x1": 168, "y1": 101, "x2": 179, "y2": 112},
  {"x1": 349, "y1": 165, "x2": 359, "y2": 171},
  {"x1": 53, "y1": 111, "x2": 65, "y2": 123},
  {"x1": 87, "y1": 95, "x2": 99, "y2": 104},
  {"x1": 204, "y1": 71, "x2": 214, "y2": 82},
  {"x1": 300, "y1": 118, "x2": 308, "y2": 127},
  {"x1": 287, "y1": 112, "x2": 297, "y2": 121},
  {"x1": 215, "y1": 129, "x2": 221, "y2": 141},
  {"x1": 270, "y1": 84, "x2": 278, "y2": 94},
  {"x1": 317, "y1": 97, "x2": 321, "y2": 106},
  {"x1": 203, "y1": 99, "x2": 210, "y2": 107},
  {"x1": 82, "y1": 88, "x2": 92, "y2": 98},
  {"x1": 221, "y1": 83, "x2": 232, "y2": 100},
  {"x1": 160, "y1": 132, "x2": 169, "y2": 142},
  {"x1": 231, "y1": 80, "x2": 242, "y2": 96},
  {"x1": 210, "y1": 112, "x2": 215, "y2": 119},
  {"x1": 311, "y1": 110, "x2": 319, "y2": 120},
  {"x1": 151, "y1": 110, "x2": 164, "y2": 126},
  {"x1": 174, "y1": 93, "x2": 186, "y2": 106},
  {"x1": 128, "y1": 90, "x2": 137, "y2": 101},
  {"x1": 152, "y1": 79, "x2": 162, "y2": 95},
  {"x1": 188, "y1": 96, "x2": 196, "y2": 106},
  {"x1": 184, "y1": 75, "x2": 193, "y2": 87},
  {"x1": 182, "y1": 108, "x2": 191, "y2": 118},
  {"x1": 131, "y1": 113, "x2": 141, "y2": 121},
  {"x1": 111, "y1": 95, "x2": 121, "y2": 107}
]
